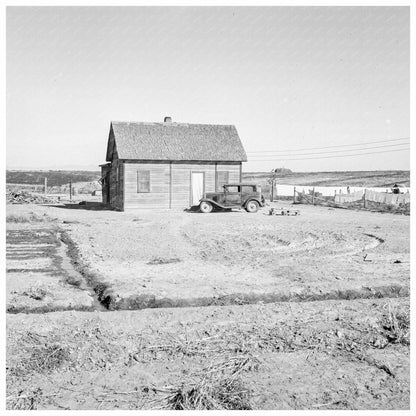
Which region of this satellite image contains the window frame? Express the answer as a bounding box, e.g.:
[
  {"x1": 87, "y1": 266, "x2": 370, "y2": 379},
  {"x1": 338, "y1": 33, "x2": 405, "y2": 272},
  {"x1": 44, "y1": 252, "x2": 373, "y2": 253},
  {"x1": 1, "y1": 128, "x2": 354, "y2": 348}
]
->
[
  {"x1": 137, "y1": 170, "x2": 151, "y2": 193},
  {"x1": 216, "y1": 171, "x2": 229, "y2": 191}
]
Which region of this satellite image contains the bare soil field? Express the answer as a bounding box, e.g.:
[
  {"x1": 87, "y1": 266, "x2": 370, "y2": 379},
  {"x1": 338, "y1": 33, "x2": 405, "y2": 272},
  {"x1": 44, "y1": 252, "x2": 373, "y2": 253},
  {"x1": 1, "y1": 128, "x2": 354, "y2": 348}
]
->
[
  {"x1": 5, "y1": 201, "x2": 410, "y2": 409},
  {"x1": 6, "y1": 299, "x2": 410, "y2": 410},
  {"x1": 7, "y1": 201, "x2": 408, "y2": 310},
  {"x1": 244, "y1": 170, "x2": 410, "y2": 189}
]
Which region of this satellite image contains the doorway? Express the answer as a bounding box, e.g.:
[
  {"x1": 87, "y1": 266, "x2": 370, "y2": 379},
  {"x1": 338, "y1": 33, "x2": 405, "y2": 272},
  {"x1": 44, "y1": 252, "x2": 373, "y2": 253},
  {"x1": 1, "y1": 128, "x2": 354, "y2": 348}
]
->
[{"x1": 191, "y1": 172, "x2": 205, "y2": 206}]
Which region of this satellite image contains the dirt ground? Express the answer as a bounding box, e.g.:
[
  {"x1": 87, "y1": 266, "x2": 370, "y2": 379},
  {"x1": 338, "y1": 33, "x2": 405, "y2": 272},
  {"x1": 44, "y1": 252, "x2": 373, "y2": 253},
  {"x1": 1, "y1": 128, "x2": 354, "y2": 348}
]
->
[
  {"x1": 6, "y1": 222, "x2": 98, "y2": 313},
  {"x1": 6, "y1": 299, "x2": 410, "y2": 410},
  {"x1": 7, "y1": 200, "x2": 409, "y2": 309},
  {"x1": 5, "y1": 201, "x2": 410, "y2": 409}
]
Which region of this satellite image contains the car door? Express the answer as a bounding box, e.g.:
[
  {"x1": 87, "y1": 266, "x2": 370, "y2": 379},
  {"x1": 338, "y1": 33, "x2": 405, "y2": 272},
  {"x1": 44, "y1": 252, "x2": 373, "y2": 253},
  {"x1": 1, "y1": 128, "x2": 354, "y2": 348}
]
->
[
  {"x1": 241, "y1": 185, "x2": 254, "y2": 204},
  {"x1": 224, "y1": 185, "x2": 241, "y2": 207}
]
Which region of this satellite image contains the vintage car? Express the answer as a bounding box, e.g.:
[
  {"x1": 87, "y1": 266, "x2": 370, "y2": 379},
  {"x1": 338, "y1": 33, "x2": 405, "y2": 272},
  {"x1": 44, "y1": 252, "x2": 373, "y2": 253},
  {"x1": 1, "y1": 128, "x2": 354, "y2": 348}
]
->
[{"x1": 199, "y1": 183, "x2": 265, "y2": 213}]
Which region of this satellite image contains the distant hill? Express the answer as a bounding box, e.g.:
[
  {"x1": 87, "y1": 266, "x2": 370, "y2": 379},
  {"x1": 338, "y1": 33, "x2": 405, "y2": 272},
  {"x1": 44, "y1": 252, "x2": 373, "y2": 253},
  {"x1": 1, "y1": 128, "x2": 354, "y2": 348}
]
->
[
  {"x1": 243, "y1": 170, "x2": 410, "y2": 191},
  {"x1": 6, "y1": 170, "x2": 101, "y2": 186},
  {"x1": 6, "y1": 169, "x2": 410, "y2": 189}
]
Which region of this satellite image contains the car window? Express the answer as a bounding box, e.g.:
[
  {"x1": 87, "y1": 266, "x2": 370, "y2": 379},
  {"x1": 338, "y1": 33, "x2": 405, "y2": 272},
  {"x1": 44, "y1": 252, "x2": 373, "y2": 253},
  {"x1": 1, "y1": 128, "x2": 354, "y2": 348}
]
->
[
  {"x1": 242, "y1": 186, "x2": 255, "y2": 193},
  {"x1": 225, "y1": 186, "x2": 240, "y2": 193}
]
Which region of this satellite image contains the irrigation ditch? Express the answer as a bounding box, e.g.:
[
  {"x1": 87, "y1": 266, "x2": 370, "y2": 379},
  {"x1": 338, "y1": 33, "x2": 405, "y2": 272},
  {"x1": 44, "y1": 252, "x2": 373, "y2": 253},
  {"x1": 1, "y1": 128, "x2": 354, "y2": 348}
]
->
[
  {"x1": 6, "y1": 225, "x2": 409, "y2": 314},
  {"x1": 61, "y1": 230, "x2": 408, "y2": 311}
]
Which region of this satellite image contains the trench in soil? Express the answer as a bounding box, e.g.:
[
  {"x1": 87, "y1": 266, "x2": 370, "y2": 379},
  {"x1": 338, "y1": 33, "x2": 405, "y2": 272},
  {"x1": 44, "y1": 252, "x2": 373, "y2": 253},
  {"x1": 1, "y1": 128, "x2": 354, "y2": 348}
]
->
[
  {"x1": 6, "y1": 227, "x2": 106, "y2": 314},
  {"x1": 56, "y1": 232, "x2": 107, "y2": 312},
  {"x1": 60, "y1": 230, "x2": 408, "y2": 312},
  {"x1": 6, "y1": 226, "x2": 408, "y2": 313}
]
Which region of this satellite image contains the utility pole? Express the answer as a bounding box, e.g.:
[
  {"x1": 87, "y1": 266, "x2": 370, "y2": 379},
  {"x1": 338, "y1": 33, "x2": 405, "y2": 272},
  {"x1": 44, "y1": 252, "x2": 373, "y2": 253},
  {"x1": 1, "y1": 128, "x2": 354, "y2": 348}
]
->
[
  {"x1": 44, "y1": 177, "x2": 47, "y2": 195},
  {"x1": 69, "y1": 180, "x2": 72, "y2": 201},
  {"x1": 269, "y1": 169, "x2": 278, "y2": 202}
]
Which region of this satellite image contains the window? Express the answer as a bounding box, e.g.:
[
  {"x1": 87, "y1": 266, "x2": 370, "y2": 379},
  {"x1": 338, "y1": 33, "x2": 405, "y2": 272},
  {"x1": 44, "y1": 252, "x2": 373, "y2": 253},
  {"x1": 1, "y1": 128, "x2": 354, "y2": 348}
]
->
[
  {"x1": 216, "y1": 171, "x2": 229, "y2": 191},
  {"x1": 242, "y1": 185, "x2": 256, "y2": 193},
  {"x1": 225, "y1": 185, "x2": 240, "y2": 193},
  {"x1": 137, "y1": 170, "x2": 150, "y2": 193}
]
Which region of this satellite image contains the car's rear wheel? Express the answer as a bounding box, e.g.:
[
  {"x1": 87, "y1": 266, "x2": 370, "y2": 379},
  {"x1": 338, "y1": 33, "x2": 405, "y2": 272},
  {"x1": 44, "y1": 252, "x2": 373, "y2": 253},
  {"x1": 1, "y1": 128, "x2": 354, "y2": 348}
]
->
[
  {"x1": 200, "y1": 201, "x2": 213, "y2": 213},
  {"x1": 245, "y1": 200, "x2": 259, "y2": 213}
]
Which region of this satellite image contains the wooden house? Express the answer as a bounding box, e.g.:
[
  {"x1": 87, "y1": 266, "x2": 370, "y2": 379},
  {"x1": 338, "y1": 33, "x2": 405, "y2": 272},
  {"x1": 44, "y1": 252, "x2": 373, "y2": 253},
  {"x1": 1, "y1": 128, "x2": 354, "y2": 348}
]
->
[{"x1": 100, "y1": 117, "x2": 247, "y2": 210}]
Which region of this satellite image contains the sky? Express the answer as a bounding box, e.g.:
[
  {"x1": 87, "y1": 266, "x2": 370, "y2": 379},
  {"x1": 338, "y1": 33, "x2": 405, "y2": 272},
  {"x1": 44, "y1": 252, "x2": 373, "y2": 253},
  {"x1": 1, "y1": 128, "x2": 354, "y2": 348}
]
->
[{"x1": 6, "y1": 6, "x2": 410, "y2": 172}]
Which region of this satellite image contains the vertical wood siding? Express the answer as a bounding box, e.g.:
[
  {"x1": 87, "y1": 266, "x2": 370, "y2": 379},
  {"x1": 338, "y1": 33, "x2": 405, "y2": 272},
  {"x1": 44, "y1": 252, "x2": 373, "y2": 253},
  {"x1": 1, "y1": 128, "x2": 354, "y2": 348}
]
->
[
  {"x1": 100, "y1": 165, "x2": 111, "y2": 204},
  {"x1": 216, "y1": 163, "x2": 241, "y2": 183},
  {"x1": 124, "y1": 162, "x2": 170, "y2": 210},
  {"x1": 108, "y1": 158, "x2": 123, "y2": 210},
  {"x1": 121, "y1": 161, "x2": 241, "y2": 210}
]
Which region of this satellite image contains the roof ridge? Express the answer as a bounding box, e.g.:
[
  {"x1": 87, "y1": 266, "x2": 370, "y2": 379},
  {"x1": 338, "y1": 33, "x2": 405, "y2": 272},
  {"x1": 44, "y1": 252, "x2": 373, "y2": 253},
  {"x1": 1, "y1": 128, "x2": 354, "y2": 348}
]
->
[{"x1": 111, "y1": 120, "x2": 236, "y2": 127}]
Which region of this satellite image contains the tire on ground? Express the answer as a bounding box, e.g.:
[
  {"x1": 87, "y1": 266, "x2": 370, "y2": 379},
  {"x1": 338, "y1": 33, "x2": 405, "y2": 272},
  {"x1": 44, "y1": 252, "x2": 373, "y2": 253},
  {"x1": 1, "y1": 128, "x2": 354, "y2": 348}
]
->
[
  {"x1": 199, "y1": 201, "x2": 213, "y2": 213},
  {"x1": 245, "y1": 200, "x2": 259, "y2": 213}
]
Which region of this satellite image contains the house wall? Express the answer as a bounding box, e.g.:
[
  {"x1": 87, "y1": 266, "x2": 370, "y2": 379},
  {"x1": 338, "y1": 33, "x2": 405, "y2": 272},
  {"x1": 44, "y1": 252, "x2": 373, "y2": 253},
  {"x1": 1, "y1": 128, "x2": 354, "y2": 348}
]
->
[
  {"x1": 108, "y1": 158, "x2": 124, "y2": 210},
  {"x1": 100, "y1": 164, "x2": 111, "y2": 204},
  {"x1": 122, "y1": 161, "x2": 241, "y2": 210}
]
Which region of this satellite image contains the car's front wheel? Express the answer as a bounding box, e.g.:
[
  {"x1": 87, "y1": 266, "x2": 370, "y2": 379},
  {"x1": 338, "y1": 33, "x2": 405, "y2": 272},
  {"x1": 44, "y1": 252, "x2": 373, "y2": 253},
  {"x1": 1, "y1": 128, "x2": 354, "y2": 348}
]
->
[
  {"x1": 199, "y1": 201, "x2": 213, "y2": 213},
  {"x1": 245, "y1": 200, "x2": 259, "y2": 213}
]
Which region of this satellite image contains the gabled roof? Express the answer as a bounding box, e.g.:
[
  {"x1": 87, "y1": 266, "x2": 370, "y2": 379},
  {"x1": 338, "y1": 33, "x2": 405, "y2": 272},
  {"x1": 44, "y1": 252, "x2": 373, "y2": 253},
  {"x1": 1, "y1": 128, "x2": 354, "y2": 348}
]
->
[{"x1": 105, "y1": 121, "x2": 247, "y2": 162}]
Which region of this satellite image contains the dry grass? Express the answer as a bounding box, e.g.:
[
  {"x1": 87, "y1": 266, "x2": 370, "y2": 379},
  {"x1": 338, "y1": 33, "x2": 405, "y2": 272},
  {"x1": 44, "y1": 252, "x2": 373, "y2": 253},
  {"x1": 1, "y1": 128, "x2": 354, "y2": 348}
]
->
[
  {"x1": 380, "y1": 302, "x2": 410, "y2": 345},
  {"x1": 151, "y1": 355, "x2": 258, "y2": 410},
  {"x1": 6, "y1": 388, "x2": 44, "y2": 410},
  {"x1": 136, "y1": 304, "x2": 408, "y2": 382},
  {"x1": 6, "y1": 212, "x2": 50, "y2": 223},
  {"x1": 8, "y1": 331, "x2": 70, "y2": 377}
]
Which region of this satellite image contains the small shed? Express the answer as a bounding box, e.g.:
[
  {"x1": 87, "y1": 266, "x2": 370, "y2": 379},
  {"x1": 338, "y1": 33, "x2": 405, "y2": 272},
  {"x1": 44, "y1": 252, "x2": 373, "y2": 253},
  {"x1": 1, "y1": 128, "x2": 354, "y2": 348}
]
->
[{"x1": 100, "y1": 117, "x2": 247, "y2": 210}]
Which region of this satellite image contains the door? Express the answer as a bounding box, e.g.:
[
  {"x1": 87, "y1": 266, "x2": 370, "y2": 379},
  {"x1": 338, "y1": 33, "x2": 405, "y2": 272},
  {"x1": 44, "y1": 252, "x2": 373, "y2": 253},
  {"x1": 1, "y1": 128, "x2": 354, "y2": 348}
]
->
[
  {"x1": 191, "y1": 172, "x2": 204, "y2": 206},
  {"x1": 223, "y1": 185, "x2": 241, "y2": 207}
]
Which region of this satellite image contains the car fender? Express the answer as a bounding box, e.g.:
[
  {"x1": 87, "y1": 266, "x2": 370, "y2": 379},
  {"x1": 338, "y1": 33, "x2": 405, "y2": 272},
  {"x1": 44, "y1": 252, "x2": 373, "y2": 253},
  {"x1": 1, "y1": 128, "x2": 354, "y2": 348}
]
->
[
  {"x1": 243, "y1": 198, "x2": 263, "y2": 208},
  {"x1": 199, "y1": 198, "x2": 230, "y2": 210}
]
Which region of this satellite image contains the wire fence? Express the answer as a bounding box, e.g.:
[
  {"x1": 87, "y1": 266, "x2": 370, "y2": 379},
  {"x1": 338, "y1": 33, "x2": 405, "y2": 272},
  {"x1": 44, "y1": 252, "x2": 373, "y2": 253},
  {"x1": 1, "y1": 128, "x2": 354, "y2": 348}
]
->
[{"x1": 290, "y1": 185, "x2": 410, "y2": 214}]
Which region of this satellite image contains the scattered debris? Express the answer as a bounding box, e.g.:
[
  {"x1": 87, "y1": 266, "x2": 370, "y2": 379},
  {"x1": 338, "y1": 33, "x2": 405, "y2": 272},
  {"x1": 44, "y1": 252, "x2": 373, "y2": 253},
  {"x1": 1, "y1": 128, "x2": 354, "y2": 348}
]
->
[
  {"x1": 21, "y1": 287, "x2": 48, "y2": 301},
  {"x1": 6, "y1": 191, "x2": 56, "y2": 205},
  {"x1": 268, "y1": 208, "x2": 300, "y2": 216},
  {"x1": 151, "y1": 355, "x2": 257, "y2": 410},
  {"x1": 147, "y1": 257, "x2": 182, "y2": 265}
]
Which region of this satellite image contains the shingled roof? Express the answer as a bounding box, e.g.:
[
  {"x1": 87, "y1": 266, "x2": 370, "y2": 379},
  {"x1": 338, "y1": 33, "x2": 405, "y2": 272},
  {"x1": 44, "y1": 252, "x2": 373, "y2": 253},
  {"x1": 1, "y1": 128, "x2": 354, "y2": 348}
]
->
[{"x1": 106, "y1": 120, "x2": 247, "y2": 162}]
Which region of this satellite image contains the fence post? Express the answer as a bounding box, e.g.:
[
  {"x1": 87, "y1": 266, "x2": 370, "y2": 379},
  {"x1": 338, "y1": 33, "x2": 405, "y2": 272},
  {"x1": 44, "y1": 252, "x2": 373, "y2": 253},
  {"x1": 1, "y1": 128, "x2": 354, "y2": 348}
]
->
[
  {"x1": 312, "y1": 187, "x2": 315, "y2": 205},
  {"x1": 293, "y1": 186, "x2": 296, "y2": 204},
  {"x1": 44, "y1": 177, "x2": 47, "y2": 195}
]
